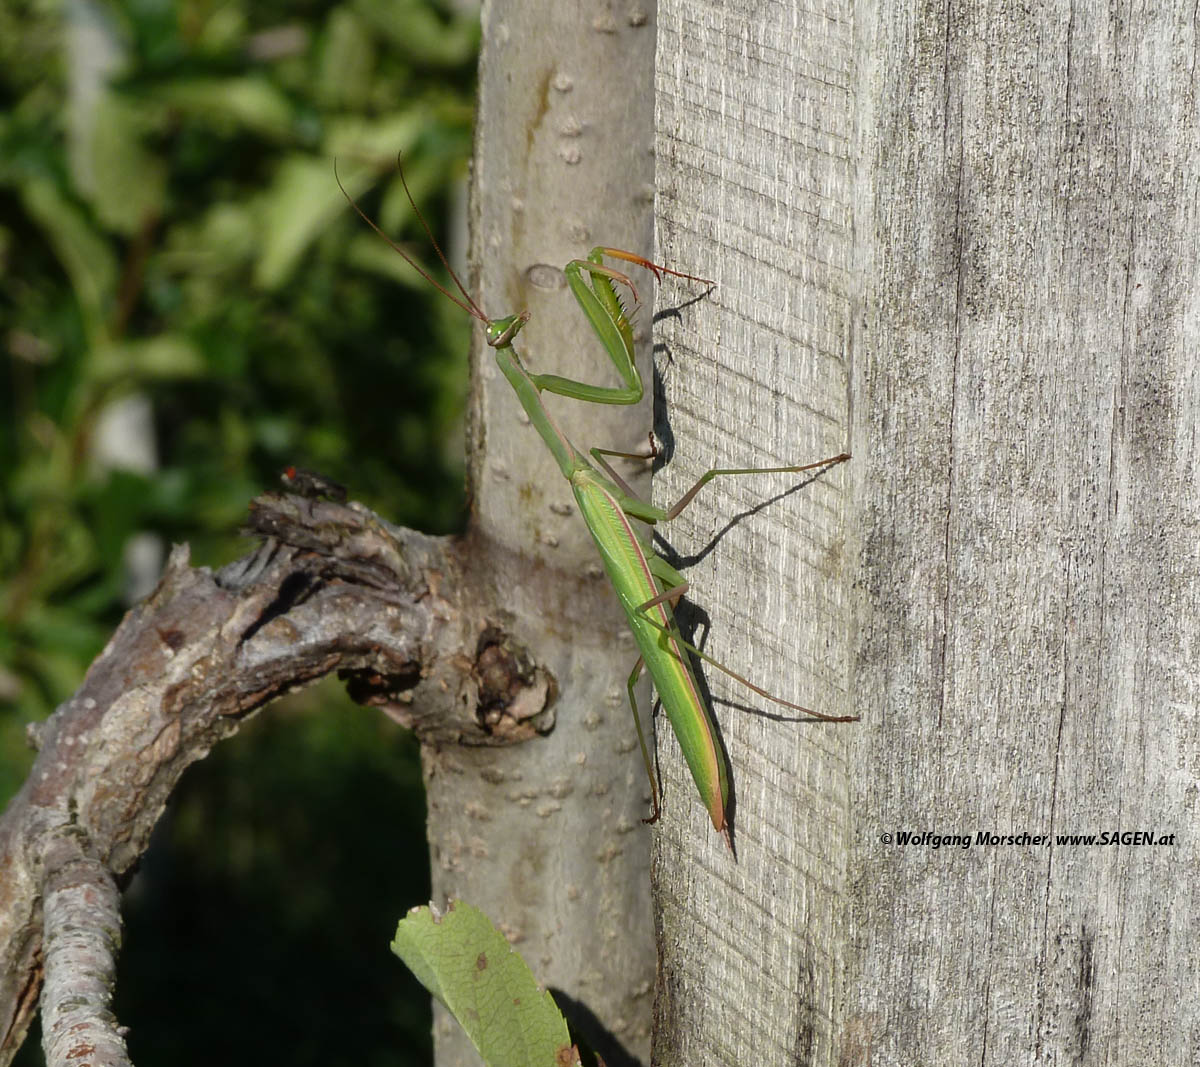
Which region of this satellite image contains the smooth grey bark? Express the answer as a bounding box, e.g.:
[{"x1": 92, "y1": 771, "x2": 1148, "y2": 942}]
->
[
  {"x1": 424, "y1": 1, "x2": 660, "y2": 1064},
  {"x1": 651, "y1": 0, "x2": 1198, "y2": 1064}
]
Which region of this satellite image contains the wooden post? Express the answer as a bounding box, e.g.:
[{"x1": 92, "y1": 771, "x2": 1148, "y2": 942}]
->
[{"x1": 652, "y1": 0, "x2": 1198, "y2": 1062}]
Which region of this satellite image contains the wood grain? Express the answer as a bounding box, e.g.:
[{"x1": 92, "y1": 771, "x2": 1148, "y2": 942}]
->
[{"x1": 652, "y1": 0, "x2": 1198, "y2": 1063}]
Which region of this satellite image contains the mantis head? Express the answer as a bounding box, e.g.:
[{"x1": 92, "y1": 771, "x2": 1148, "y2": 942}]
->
[{"x1": 485, "y1": 311, "x2": 531, "y2": 349}]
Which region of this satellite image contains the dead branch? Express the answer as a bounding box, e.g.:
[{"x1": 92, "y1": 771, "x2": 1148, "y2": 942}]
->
[{"x1": 0, "y1": 491, "x2": 556, "y2": 1066}]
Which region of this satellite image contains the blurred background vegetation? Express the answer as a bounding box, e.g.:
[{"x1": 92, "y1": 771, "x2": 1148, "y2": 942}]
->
[{"x1": 1, "y1": 0, "x2": 480, "y2": 1063}]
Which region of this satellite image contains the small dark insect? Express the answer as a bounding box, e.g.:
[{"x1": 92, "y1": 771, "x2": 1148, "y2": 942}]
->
[{"x1": 279, "y1": 466, "x2": 348, "y2": 503}]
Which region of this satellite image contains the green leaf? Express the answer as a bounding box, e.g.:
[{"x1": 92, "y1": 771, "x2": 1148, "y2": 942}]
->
[
  {"x1": 156, "y1": 77, "x2": 296, "y2": 140},
  {"x1": 354, "y1": 0, "x2": 480, "y2": 67},
  {"x1": 254, "y1": 155, "x2": 366, "y2": 290},
  {"x1": 20, "y1": 177, "x2": 118, "y2": 338},
  {"x1": 86, "y1": 91, "x2": 167, "y2": 235},
  {"x1": 323, "y1": 110, "x2": 425, "y2": 164},
  {"x1": 316, "y1": 9, "x2": 375, "y2": 109},
  {"x1": 391, "y1": 901, "x2": 579, "y2": 1067},
  {"x1": 89, "y1": 334, "x2": 207, "y2": 384}
]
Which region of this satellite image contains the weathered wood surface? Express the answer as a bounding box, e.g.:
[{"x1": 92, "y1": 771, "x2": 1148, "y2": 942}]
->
[
  {"x1": 651, "y1": 3, "x2": 856, "y2": 1063},
  {"x1": 651, "y1": 0, "x2": 1197, "y2": 1063}
]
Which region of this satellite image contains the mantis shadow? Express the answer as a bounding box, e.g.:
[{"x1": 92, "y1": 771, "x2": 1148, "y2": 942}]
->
[
  {"x1": 549, "y1": 987, "x2": 644, "y2": 1067},
  {"x1": 647, "y1": 284, "x2": 713, "y2": 470}
]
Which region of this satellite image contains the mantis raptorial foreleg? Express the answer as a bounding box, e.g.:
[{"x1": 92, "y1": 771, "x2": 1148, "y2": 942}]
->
[{"x1": 342, "y1": 164, "x2": 856, "y2": 846}]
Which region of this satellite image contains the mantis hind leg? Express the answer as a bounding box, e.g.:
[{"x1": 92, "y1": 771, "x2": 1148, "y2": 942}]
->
[
  {"x1": 635, "y1": 563, "x2": 859, "y2": 724},
  {"x1": 661, "y1": 451, "x2": 851, "y2": 521},
  {"x1": 625, "y1": 656, "x2": 661, "y2": 824}
]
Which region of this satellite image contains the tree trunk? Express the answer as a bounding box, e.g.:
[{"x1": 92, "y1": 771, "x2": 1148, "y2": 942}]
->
[
  {"x1": 651, "y1": 0, "x2": 1198, "y2": 1064},
  {"x1": 422, "y1": 1, "x2": 660, "y2": 1064}
]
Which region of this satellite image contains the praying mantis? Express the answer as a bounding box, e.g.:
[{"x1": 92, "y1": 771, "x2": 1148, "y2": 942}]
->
[{"x1": 341, "y1": 167, "x2": 856, "y2": 847}]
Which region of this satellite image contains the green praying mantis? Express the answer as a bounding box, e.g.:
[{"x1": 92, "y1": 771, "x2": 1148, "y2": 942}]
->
[{"x1": 340, "y1": 167, "x2": 856, "y2": 847}]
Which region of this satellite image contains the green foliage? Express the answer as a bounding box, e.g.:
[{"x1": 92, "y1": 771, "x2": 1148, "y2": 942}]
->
[
  {"x1": 0, "y1": 0, "x2": 478, "y2": 788},
  {"x1": 1, "y1": 2, "x2": 479, "y2": 1064},
  {"x1": 392, "y1": 901, "x2": 581, "y2": 1067}
]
